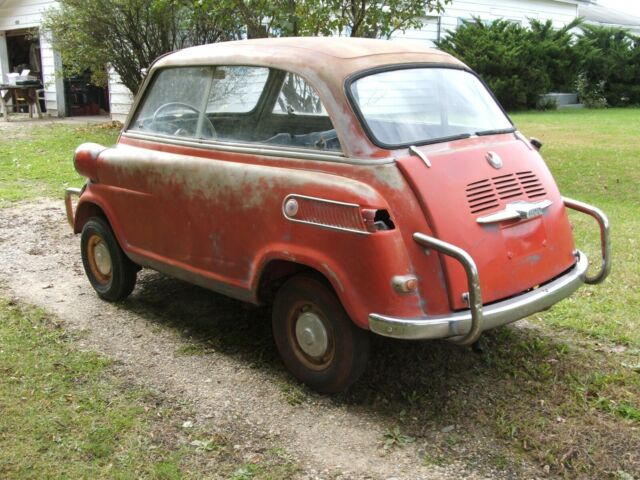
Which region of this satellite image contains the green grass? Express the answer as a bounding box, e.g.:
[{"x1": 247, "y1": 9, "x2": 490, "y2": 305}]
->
[
  {"x1": 511, "y1": 109, "x2": 640, "y2": 347},
  {"x1": 0, "y1": 124, "x2": 119, "y2": 203},
  {"x1": 0, "y1": 111, "x2": 638, "y2": 478},
  {"x1": 0, "y1": 297, "x2": 298, "y2": 479}
]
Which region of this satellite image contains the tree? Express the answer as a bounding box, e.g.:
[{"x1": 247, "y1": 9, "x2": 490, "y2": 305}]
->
[
  {"x1": 44, "y1": 0, "x2": 451, "y2": 94},
  {"x1": 43, "y1": 0, "x2": 241, "y2": 94},
  {"x1": 206, "y1": 0, "x2": 451, "y2": 39}
]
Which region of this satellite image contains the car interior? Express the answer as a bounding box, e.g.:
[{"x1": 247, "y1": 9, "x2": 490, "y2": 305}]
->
[{"x1": 131, "y1": 67, "x2": 342, "y2": 152}]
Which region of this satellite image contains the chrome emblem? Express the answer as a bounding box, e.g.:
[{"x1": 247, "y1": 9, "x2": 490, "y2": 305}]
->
[
  {"x1": 486, "y1": 151, "x2": 503, "y2": 169},
  {"x1": 476, "y1": 200, "x2": 553, "y2": 224}
]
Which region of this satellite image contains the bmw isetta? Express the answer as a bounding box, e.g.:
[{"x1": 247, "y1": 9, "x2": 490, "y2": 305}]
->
[{"x1": 65, "y1": 38, "x2": 611, "y2": 393}]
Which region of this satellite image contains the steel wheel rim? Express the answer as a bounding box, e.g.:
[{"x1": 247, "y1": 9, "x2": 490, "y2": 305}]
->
[{"x1": 87, "y1": 235, "x2": 112, "y2": 284}]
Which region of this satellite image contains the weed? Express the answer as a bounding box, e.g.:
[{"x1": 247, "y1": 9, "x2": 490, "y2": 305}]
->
[
  {"x1": 175, "y1": 344, "x2": 206, "y2": 356},
  {"x1": 383, "y1": 426, "x2": 415, "y2": 451}
]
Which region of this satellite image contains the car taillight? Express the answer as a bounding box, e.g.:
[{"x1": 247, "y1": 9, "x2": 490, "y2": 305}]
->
[{"x1": 73, "y1": 143, "x2": 106, "y2": 182}]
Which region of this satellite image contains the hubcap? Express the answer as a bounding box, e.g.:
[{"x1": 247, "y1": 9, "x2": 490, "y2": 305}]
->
[
  {"x1": 295, "y1": 311, "x2": 329, "y2": 359},
  {"x1": 93, "y1": 241, "x2": 112, "y2": 276},
  {"x1": 87, "y1": 235, "x2": 112, "y2": 284}
]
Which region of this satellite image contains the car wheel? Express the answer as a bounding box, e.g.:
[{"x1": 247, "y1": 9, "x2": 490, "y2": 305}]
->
[
  {"x1": 81, "y1": 217, "x2": 137, "y2": 302},
  {"x1": 272, "y1": 274, "x2": 370, "y2": 393}
]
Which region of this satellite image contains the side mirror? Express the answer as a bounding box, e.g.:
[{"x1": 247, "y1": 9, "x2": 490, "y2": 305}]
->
[{"x1": 530, "y1": 137, "x2": 543, "y2": 151}]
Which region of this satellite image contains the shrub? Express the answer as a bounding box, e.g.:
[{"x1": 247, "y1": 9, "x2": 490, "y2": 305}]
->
[
  {"x1": 438, "y1": 18, "x2": 580, "y2": 111},
  {"x1": 575, "y1": 72, "x2": 607, "y2": 109},
  {"x1": 575, "y1": 25, "x2": 640, "y2": 107}
]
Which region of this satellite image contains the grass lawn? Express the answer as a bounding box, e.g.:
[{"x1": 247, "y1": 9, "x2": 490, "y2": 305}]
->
[
  {"x1": 512, "y1": 109, "x2": 640, "y2": 347},
  {"x1": 0, "y1": 111, "x2": 638, "y2": 478},
  {"x1": 0, "y1": 123, "x2": 119, "y2": 203},
  {"x1": 0, "y1": 298, "x2": 298, "y2": 479}
]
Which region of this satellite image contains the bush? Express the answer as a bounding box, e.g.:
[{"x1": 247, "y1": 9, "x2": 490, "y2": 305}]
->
[
  {"x1": 575, "y1": 25, "x2": 640, "y2": 107},
  {"x1": 575, "y1": 72, "x2": 607, "y2": 109},
  {"x1": 438, "y1": 19, "x2": 640, "y2": 110},
  {"x1": 438, "y1": 18, "x2": 580, "y2": 110}
]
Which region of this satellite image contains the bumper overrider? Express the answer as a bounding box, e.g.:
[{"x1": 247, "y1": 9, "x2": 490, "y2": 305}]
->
[{"x1": 369, "y1": 197, "x2": 611, "y2": 346}]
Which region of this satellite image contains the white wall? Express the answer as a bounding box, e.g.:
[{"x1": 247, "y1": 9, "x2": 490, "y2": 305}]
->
[
  {"x1": 395, "y1": 0, "x2": 579, "y2": 45},
  {"x1": 108, "y1": 66, "x2": 135, "y2": 123},
  {"x1": 0, "y1": 0, "x2": 65, "y2": 116}
]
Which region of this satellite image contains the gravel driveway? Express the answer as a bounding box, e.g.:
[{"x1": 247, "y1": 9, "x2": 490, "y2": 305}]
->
[{"x1": 0, "y1": 199, "x2": 490, "y2": 479}]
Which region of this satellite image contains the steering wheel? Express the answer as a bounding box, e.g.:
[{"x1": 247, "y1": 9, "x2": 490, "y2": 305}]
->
[{"x1": 151, "y1": 102, "x2": 217, "y2": 139}]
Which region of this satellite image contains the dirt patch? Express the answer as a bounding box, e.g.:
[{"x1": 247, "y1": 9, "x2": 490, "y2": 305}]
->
[{"x1": 0, "y1": 199, "x2": 482, "y2": 479}]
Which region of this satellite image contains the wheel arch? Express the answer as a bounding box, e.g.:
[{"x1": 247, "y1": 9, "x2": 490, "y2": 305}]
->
[
  {"x1": 251, "y1": 248, "x2": 369, "y2": 329},
  {"x1": 74, "y1": 200, "x2": 108, "y2": 234}
]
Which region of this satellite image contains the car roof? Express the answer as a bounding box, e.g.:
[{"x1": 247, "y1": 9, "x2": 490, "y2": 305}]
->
[{"x1": 153, "y1": 37, "x2": 465, "y2": 77}]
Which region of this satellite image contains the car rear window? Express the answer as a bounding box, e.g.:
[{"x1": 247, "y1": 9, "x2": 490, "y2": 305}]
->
[{"x1": 349, "y1": 67, "x2": 513, "y2": 148}]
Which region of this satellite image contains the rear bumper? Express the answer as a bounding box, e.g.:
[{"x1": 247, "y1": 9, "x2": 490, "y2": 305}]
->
[
  {"x1": 369, "y1": 250, "x2": 589, "y2": 341},
  {"x1": 369, "y1": 197, "x2": 610, "y2": 344}
]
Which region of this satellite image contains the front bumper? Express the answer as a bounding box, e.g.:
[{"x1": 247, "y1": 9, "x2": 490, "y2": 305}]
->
[
  {"x1": 369, "y1": 197, "x2": 610, "y2": 345},
  {"x1": 370, "y1": 251, "x2": 588, "y2": 341}
]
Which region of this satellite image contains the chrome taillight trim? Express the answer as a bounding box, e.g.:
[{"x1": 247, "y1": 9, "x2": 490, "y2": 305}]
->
[{"x1": 282, "y1": 194, "x2": 370, "y2": 235}]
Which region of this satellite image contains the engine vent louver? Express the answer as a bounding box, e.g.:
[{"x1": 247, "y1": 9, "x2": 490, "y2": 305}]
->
[{"x1": 466, "y1": 171, "x2": 546, "y2": 214}]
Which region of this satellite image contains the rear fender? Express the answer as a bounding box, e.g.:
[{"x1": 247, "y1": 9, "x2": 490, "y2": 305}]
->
[{"x1": 251, "y1": 239, "x2": 425, "y2": 329}]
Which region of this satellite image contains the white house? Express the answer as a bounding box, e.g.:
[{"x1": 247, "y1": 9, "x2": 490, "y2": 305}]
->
[
  {"x1": 0, "y1": 0, "x2": 637, "y2": 122},
  {"x1": 0, "y1": 0, "x2": 65, "y2": 116}
]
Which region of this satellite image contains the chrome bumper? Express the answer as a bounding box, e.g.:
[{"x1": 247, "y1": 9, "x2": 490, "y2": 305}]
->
[
  {"x1": 369, "y1": 197, "x2": 610, "y2": 345},
  {"x1": 64, "y1": 187, "x2": 82, "y2": 228},
  {"x1": 370, "y1": 251, "x2": 588, "y2": 342}
]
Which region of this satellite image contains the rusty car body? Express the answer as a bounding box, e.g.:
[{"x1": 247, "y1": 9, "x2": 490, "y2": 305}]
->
[{"x1": 65, "y1": 38, "x2": 611, "y2": 392}]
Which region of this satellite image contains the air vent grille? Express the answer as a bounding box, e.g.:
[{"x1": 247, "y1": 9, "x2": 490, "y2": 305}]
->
[{"x1": 466, "y1": 171, "x2": 547, "y2": 214}]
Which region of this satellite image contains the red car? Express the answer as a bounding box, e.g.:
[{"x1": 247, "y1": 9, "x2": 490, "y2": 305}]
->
[{"x1": 65, "y1": 38, "x2": 611, "y2": 393}]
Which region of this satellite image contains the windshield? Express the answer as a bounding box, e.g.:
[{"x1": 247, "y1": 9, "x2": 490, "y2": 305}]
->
[{"x1": 349, "y1": 67, "x2": 514, "y2": 147}]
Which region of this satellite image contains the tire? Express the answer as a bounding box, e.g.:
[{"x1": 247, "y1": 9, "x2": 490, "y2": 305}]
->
[
  {"x1": 81, "y1": 217, "x2": 137, "y2": 302},
  {"x1": 272, "y1": 274, "x2": 370, "y2": 393}
]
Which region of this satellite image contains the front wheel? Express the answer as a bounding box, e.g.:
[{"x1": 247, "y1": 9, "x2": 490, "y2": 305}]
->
[
  {"x1": 81, "y1": 217, "x2": 137, "y2": 302},
  {"x1": 272, "y1": 274, "x2": 370, "y2": 393}
]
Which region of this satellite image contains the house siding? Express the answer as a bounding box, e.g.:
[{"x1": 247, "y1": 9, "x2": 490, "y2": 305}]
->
[
  {"x1": 0, "y1": 0, "x2": 65, "y2": 116},
  {"x1": 108, "y1": 66, "x2": 135, "y2": 124},
  {"x1": 395, "y1": 0, "x2": 579, "y2": 45}
]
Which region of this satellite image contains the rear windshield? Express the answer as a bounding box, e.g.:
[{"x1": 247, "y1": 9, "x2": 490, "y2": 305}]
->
[{"x1": 349, "y1": 67, "x2": 514, "y2": 148}]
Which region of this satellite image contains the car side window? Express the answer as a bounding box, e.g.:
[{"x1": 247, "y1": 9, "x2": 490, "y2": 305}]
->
[
  {"x1": 273, "y1": 72, "x2": 327, "y2": 115},
  {"x1": 206, "y1": 66, "x2": 269, "y2": 114},
  {"x1": 262, "y1": 72, "x2": 340, "y2": 151},
  {"x1": 130, "y1": 66, "x2": 341, "y2": 152},
  {"x1": 130, "y1": 67, "x2": 212, "y2": 138}
]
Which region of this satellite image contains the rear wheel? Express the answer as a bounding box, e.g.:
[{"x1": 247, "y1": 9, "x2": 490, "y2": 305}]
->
[
  {"x1": 81, "y1": 217, "x2": 137, "y2": 301},
  {"x1": 272, "y1": 274, "x2": 370, "y2": 393}
]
